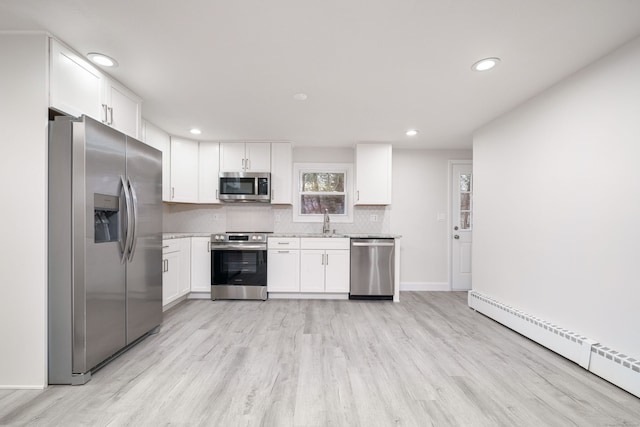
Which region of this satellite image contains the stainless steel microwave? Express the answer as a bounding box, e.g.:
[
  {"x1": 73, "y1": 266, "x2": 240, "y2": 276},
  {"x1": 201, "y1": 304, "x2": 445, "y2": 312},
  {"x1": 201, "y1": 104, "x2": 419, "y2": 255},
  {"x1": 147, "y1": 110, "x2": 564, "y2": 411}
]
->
[{"x1": 219, "y1": 172, "x2": 270, "y2": 202}]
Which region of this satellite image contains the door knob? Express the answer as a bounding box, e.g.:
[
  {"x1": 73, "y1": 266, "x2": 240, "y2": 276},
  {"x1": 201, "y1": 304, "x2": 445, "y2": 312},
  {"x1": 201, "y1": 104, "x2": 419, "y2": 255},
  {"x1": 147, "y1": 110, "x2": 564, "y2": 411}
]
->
[{"x1": 454, "y1": 235, "x2": 460, "y2": 239}]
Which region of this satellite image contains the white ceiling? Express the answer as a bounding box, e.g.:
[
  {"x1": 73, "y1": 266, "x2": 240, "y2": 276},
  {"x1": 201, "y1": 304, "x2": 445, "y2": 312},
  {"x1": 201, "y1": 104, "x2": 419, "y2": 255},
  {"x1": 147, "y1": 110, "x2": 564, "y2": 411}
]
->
[{"x1": 2, "y1": 0, "x2": 640, "y2": 149}]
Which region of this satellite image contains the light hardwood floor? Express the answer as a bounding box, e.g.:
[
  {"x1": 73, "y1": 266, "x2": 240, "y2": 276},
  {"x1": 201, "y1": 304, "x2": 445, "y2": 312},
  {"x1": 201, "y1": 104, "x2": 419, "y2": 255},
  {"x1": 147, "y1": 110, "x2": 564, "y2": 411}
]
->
[{"x1": 1, "y1": 292, "x2": 639, "y2": 426}]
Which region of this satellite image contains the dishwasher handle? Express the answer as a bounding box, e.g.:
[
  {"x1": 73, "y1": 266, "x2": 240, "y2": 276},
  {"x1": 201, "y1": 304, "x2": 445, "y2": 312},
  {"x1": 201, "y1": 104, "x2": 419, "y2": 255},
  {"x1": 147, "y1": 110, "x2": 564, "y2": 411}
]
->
[{"x1": 351, "y1": 241, "x2": 395, "y2": 247}]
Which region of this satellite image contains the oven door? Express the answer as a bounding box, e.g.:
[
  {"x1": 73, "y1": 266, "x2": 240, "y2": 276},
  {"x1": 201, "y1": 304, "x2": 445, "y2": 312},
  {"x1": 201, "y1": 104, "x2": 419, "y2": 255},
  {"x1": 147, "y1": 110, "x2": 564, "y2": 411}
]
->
[{"x1": 211, "y1": 245, "x2": 267, "y2": 286}]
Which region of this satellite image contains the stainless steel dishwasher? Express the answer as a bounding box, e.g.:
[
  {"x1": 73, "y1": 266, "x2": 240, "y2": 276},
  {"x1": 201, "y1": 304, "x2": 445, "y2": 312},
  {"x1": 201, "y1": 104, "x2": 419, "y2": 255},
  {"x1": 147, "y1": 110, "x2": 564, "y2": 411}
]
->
[{"x1": 349, "y1": 238, "x2": 395, "y2": 300}]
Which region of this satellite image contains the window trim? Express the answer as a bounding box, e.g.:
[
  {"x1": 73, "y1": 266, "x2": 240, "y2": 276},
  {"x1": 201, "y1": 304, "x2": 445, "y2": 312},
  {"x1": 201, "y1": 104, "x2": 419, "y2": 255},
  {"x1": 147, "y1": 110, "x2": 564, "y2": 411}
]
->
[{"x1": 292, "y1": 162, "x2": 354, "y2": 223}]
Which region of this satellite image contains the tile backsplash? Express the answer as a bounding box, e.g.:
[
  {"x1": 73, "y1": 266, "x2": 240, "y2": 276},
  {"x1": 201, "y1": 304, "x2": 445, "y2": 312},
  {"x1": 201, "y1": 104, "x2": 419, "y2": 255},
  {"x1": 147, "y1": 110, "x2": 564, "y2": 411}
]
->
[{"x1": 163, "y1": 203, "x2": 390, "y2": 234}]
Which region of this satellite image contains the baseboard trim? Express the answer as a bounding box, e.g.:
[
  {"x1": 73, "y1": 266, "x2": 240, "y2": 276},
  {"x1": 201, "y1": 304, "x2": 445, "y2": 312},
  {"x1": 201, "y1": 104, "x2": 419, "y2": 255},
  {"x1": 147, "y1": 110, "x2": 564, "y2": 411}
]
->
[
  {"x1": 400, "y1": 282, "x2": 450, "y2": 291},
  {"x1": 0, "y1": 385, "x2": 46, "y2": 390},
  {"x1": 188, "y1": 292, "x2": 211, "y2": 300},
  {"x1": 468, "y1": 290, "x2": 640, "y2": 399},
  {"x1": 268, "y1": 293, "x2": 349, "y2": 300}
]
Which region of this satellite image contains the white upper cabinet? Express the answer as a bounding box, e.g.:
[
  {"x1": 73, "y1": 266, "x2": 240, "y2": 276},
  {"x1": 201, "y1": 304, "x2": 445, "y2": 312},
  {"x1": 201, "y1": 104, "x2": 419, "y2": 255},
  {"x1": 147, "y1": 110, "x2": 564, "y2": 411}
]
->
[
  {"x1": 219, "y1": 142, "x2": 271, "y2": 172},
  {"x1": 141, "y1": 120, "x2": 171, "y2": 202},
  {"x1": 50, "y1": 38, "x2": 103, "y2": 120},
  {"x1": 355, "y1": 143, "x2": 392, "y2": 205},
  {"x1": 103, "y1": 79, "x2": 142, "y2": 139},
  {"x1": 170, "y1": 137, "x2": 199, "y2": 202},
  {"x1": 270, "y1": 142, "x2": 292, "y2": 204},
  {"x1": 198, "y1": 142, "x2": 220, "y2": 203},
  {"x1": 245, "y1": 143, "x2": 271, "y2": 171},
  {"x1": 49, "y1": 38, "x2": 142, "y2": 139}
]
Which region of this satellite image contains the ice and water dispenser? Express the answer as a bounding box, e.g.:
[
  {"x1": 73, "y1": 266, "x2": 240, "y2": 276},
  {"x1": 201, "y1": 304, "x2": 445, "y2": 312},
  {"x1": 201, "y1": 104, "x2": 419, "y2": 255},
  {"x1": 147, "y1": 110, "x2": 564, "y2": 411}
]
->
[{"x1": 94, "y1": 193, "x2": 120, "y2": 243}]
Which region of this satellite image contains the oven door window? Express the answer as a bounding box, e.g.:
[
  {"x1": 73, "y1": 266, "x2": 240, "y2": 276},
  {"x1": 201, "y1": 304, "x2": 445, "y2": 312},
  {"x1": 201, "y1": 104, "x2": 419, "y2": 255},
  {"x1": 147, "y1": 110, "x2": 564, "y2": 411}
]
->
[
  {"x1": 212, "y1": 250, "x2": 267, "y2": 285},
  {"x1": 220, "y1": 177, "x2": 255, "y2": 195}
]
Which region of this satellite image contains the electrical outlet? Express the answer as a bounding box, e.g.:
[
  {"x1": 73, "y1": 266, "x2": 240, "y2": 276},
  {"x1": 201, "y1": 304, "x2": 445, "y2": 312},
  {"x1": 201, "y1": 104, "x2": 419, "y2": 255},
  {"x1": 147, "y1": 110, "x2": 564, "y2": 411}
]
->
[
  {"x1": 274, "y1": 214, "x2": 281, "y2": 223},
  {"x1": 370, "y1": 214, "x2": 378, "y2": 222}
]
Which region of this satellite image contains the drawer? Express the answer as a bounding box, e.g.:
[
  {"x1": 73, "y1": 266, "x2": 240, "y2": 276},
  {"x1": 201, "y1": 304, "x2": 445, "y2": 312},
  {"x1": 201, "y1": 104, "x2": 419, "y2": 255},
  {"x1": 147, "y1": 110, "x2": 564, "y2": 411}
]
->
[
  {"x1": 300, "y1": 237, "x2": 350, "y2": 250},
  {"x1": 162, "y1": 239, "x2": 182, "y2": 254},
  {"x1": 268, "y1": 237, "x2": 300, "y2": 250}
]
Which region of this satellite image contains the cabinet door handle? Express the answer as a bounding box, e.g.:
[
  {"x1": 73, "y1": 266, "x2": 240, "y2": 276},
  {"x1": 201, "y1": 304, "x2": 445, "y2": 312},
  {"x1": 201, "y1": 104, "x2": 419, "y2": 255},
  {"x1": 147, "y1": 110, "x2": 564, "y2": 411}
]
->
[
  {"x1": 277, "y1": 242, "x2": 290, "y2": 245},
  {"x1": 171, "y1": 187, "x2": 175, "y2": 200},
  {"x1": 321, "y1": 254, "x2": 325, "y2": 265},
  {"x1": 108, "y1": 107, "x2": 114, "y2": 125},
  {"x1": 357, "y1": 190, "x2": 360, "y2": 201},
  {"x1": 278, "y1": 250, "x2": 290, "y2": 254},
  {"x1": 215, "y1": 189, "x2": 219, "y2": 200},
  {"x1": 242, "y1": 158, "x2": 245, "y2": 169},
  {"x1": 101, "y1": 104, "x2": 108, "y2": 123},
  {"x1": 325, "y1": 254, "x2": 329, "y2": 265},
  {"x1": 246, "y1": 158, "x2": 250, "y2": 170}
]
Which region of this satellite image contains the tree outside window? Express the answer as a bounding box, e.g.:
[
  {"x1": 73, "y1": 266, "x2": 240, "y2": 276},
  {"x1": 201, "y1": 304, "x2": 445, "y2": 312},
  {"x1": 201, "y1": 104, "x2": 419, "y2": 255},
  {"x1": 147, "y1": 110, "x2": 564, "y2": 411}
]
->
[{"x1": 293, "y1": 163, "x2": 353, "y2": 223}]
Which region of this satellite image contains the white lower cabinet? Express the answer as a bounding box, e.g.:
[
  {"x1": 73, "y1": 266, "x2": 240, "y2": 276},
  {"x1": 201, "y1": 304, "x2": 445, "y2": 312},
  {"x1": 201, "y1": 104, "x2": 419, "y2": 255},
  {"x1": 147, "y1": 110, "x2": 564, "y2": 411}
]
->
[
  {"x1": 299, "y1": 238, "x2": 350, "y2": 293},
  {"x1": 162, "y1": 250, "x2": 180, "y2": 306},
  {"x1": 162, "y1": 238, "x2": 191, "y2": 307},
  {"x1": 322, "y1": 250, "x2": 351, "y2": 293},
  {"x1": 267, "y1": 237, "x2": 300, "y2": 292},
  {"x1": 190, "y1": 237, "x2": 212, "y2": 293},
  {"x1": 268, "y1": 237, "x2": 350, "y2": 295}
]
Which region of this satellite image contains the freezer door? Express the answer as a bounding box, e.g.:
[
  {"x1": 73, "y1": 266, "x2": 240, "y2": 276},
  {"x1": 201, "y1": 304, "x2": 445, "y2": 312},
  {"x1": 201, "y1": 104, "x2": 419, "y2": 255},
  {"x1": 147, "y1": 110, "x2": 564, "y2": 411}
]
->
[
  {"x1": 125, "y1": 137, "x2": 163, "y2": 344},
  {"x1": 77, "y1": 116, "x2": 128, "y2": 372}
]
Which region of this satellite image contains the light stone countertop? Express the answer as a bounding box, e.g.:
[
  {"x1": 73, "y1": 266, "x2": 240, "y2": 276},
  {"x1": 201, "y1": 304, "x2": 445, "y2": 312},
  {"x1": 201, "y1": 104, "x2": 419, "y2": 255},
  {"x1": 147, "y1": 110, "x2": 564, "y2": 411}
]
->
[
  {"x1": 162, "y1": 232, "x2": 218, "y2": 240},
  {"x1": 163, "y1": 232, "x2": 401, "y2": 239}
]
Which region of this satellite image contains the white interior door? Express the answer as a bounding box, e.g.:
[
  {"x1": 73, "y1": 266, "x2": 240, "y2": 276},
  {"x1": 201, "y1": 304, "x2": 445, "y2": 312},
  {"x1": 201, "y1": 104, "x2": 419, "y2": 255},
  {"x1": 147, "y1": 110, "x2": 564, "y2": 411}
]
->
[{"x1": 451, "y1": 162, "x2": 473, "y2": 290}]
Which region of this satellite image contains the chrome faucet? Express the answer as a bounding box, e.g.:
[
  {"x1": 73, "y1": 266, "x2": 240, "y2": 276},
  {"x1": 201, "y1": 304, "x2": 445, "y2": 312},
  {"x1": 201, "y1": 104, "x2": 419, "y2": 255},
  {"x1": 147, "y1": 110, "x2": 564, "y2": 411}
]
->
[{"x1": 322, "y1": 209, "x2": 330, "y2": 235}]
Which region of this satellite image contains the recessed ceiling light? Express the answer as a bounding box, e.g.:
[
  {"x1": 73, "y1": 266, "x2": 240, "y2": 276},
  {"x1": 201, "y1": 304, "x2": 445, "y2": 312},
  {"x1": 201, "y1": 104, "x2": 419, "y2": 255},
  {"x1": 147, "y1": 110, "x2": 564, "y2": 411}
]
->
[
  {"x1": 87, "y1": 52, "x2": 118, "y2": 68},
  {"x1": 293, "y1": 93, "x2": 308, "y2": 101},
  {"x1": 472, "y1": 57, "x2": 501, "y2": 72},
  {"x1": 405, "y1": 129, "x2": 419, "y2": 136},
  {"x1": 190, "y1": 128, "x2": 202, "y2": 135}
]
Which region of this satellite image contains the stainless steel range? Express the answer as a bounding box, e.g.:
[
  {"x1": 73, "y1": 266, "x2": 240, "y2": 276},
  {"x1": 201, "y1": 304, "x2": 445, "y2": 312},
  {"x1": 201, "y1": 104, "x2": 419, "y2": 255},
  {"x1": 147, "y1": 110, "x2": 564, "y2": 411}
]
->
[{"x1": 210, "y1": 232, "x2": 268, "y2": 300}]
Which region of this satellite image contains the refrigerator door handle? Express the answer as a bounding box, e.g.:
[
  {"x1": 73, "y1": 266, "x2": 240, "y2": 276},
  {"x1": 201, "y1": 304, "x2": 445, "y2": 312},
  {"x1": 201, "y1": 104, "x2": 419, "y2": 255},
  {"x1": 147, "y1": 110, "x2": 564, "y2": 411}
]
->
[
  {"x1": 121, "y1": 175, "x2": 133, "y2": 264},
  {"x1": 127, "y1": 178, "x2": 139, "y2": 262}
]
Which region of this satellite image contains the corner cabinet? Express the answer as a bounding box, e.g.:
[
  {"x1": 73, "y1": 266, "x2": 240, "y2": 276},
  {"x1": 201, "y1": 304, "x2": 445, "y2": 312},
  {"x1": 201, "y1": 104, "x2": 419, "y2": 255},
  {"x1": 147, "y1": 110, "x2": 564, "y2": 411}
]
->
[
  {"x1": 299, "y1": 238, "x2": 350, "y2": 293},
  {"x1": 355, "y1": 143, "x2": 392, "y2": 205},
  {"x1": 141, "y1": 120, "x2": 171, "y2": 202},
  {"x1": 169, "y1": 137, "x2": 199, "y2": 202},
  {"x1": 49, "y1": 38, "x2": 142, "y2": 139},
  {"x1": 219, "y1": 142, "x2": 271, "y2": 172}
]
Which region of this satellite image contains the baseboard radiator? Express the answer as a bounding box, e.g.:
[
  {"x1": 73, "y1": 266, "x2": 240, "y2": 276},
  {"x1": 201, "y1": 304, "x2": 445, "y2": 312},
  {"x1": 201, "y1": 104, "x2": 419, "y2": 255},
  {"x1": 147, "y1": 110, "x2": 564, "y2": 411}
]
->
[{"x1": 468, "y1": 291, "x2": 640, "y2": 398}]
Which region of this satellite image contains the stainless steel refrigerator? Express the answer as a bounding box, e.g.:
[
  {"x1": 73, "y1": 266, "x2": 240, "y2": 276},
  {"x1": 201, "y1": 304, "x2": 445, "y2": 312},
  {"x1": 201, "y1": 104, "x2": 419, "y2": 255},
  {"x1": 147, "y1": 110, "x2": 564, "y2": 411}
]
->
[{"x1": 48, "y1": 115, "x2": 162, "y2": 385}]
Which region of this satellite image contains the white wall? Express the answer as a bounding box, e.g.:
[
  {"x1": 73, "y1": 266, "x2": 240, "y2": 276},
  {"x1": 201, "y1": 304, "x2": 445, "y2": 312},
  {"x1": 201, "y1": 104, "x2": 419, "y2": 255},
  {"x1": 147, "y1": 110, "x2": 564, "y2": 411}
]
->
[
  {"x1": 391, "y1": 149, "x2": 472, "y2": 289},
  {"x1": 473, "y1": 36, "x2": 640, "y2": 358},
  {"x1": 0, "y1": 33, "x2": 48, "y2": 388}
]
